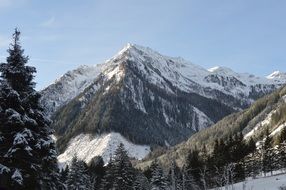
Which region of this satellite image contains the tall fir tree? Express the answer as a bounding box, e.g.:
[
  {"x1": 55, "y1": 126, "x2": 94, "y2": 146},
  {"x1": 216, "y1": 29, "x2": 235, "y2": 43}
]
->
[
  {"x1": 150, "y1": 159, "x2": 168, "y2": 190},
  {"x1": 66, "y1": 156, "x2": 92, "y2": 190},
  {"x1": 112, "y1": 143, "x2": 135, "y2": 190},
  {"x1": 100, "y1": 155, "x2": 114, "y2": 190},
  {"x1": 0, "y1": 29, "x2": 63, "y2": 189},
  {"x1": 88, "y1": 156, "x2": 105, "y2": 189},
  {"x1": 186, "y1": 149, "x2": 203, "y2": 186},
  {"x1": 262, "y1": 128, "x2": 273, "y2": 176}
]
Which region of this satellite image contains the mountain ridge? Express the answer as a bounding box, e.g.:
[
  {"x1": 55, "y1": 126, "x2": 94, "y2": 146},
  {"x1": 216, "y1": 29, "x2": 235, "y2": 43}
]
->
[{"x1": 40, "y1": 43, "x2": 286, "y2": 165}]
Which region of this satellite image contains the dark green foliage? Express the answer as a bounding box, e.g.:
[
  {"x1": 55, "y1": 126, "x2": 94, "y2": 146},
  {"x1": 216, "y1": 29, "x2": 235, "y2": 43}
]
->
[
  {"x1": 60, "y1": 166, "x2": 69, "y2": 185},
  {"x1": 262, "y1": 128, "x2": 274, "y2": 175},
  {"x1": 100, "y1": 144, "x2": 135, "y2": 190},
  {"x1": 66, "y1": 156, "x2": 92, "y2": 190},
  {"x1": 0, "y1": 29, "x2": 35, "y2": 95},
  {"x1": 88, "y1": 156, "x2": 105, "y2": 189},
  {"x1": 186, "y1": 149, "x2": 203, "y2": 186},
  {"x1": 0, "y1": 29, "x2": 63, "y2": 190},
  {"x1": 150, "y1": 159, "x2": 168, "y2": 190},
  {"x1": 246, "y1": 137, "x2": 256, "y2": 154},
  {"x1": 133, "y1": 172, "x2": 151, "y2": 190},
  {"x1": 176, "y1": 85, "x2": 286, "y2": 161},
  {"x1": 167, "y1": 160, "x2": 183, "y2": 190},
  {"x1": 112, "y1": 143, "x2": 135, "y2": 190},
  {"x1": 279, "y1": 127, "x2": 286, "y2": 144}
]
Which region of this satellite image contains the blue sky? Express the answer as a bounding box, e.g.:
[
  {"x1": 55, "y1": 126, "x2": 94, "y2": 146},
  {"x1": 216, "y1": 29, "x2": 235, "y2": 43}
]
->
[{"x1": 0, "y1": 0, "x2": 285, "y2": 89}]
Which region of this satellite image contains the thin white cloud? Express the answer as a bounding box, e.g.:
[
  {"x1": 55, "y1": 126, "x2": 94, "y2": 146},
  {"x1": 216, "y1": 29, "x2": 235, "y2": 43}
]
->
[{"x1": 40, "y1": 16, "x2": 56, "y2": 28}]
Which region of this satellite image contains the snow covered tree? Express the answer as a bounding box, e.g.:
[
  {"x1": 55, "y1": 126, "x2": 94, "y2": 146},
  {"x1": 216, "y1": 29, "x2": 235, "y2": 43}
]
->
[
  {"x1": 66, "y1": 156, "x2": 92, "y2": 190},
  {"x1": 133, "y1": 172, "x2": 151, "y2": 190},
  {"x1": 181, "y1": 165, "x2": 198, "y2": 190},
  {"x1": 167, "y1": 160, "x2": 183, "y2": 190},
  {"x1": 262, "y1": 128, "x2": 273, "y2": 176},
  {"x1": 100, "y1": 144, "x2": 135, "y2": 190},
  {"x1": 150, "y1": 159, "x2": 168, "y2": 190},
  {"x1": 0, "y1": 29, "x2": 63, "y2": 189},
  {"x1": 60, "y1": 165, "x2": 69, "y2": 185},
  {"x1": 112, "y1": 143, "x2": 135, "y2": 190}
]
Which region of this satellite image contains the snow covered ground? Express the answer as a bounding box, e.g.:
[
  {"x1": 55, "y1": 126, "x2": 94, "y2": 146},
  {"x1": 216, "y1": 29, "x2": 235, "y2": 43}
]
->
[
  {"x1": 57, "y1": 132, "x2": 150, "y2": 167},
  {"x1": 210, "y1": 171, "x2": 286, "y2": 190}
]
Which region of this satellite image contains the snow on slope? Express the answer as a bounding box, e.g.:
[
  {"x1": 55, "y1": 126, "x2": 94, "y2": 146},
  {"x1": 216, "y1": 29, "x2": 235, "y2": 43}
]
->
[
  {"x1": 41, "y1": 65, "x2": 102, "y2": 116},
  {"x1": 210, "y1": 172, "x2": 286, "y2": 190},
  {"x1": 193, "y1": 107, "x2": 214, "y2": 131},
  {"x1": 42, "y1": 43, "x2": 286, "y2": 117},
  {"x1": 244, "y1": 110, "x2": 275, "y2": 139},
  {"x1": 57, "y1": 132, "x2": 150, "y2": 166},
  {"x1": 270, "y1": 122, "x2": 286, "y2": 137},
  {"x1": 117, "y1": 44, "x2": 285, "y2": 100},
  {"x1": 267, "y1": 71, "x2": 286, "y2": 83},
  {"x1": 208, "y1": 66, "x2": 271, "y2": 85}
]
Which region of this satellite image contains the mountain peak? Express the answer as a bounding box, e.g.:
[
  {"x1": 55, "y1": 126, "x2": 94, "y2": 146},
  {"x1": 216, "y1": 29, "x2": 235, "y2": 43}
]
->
[{"x1": 267, "y1": 71, "x2": 286, "y2": 80}]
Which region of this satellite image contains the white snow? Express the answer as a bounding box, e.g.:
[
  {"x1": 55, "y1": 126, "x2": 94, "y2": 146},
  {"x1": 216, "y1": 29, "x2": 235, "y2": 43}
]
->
[
  {"x1": 58, "y1": 132, "x2": 150, "y2": 167},
  {"x1": 193, "y1": 107, "x2": 214, "y2": 131},
  {"x1": 0, "y1": 163, "x2": 10, "y2": 174},
  {"x1": 13, "y1": 133, "x2": 28, "y2": 146},
  {"x1": 50, "y1": 134, "x2": 57, "y2": 142},
  {"x1": 209, "y1": 66, "x2": 271, "y2": 86},
  {"x1": 267, "y1": 71, "x2": 286, "y2": 81},
  {"x1": 11, "y1": 169, "x2": 23, "y2": 185},
  {"x1": 41, "y1": 64, "x2": 103, "y2": 116},
  {"x1": 270, "y1": 122, "x2": 286, "y2": 137},
  {"x1": 42, "y1": 43, "x2": 286, "y2": 117},
  {"x1": 244, "y1": 110, "x2": 275, "y2": 139},
  {"x1": 210, "y1": 172, "x2": 286, "y2": 190}
]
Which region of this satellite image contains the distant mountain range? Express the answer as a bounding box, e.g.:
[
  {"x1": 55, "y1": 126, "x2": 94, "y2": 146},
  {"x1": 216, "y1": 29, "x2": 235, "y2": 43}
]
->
[{"x1": 40, "y1": 44, "x2": 286, "y2": 164}]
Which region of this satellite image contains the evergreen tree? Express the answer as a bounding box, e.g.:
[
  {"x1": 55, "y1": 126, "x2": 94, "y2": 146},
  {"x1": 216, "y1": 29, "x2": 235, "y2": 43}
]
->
[
  {"x1": 66, "y1": 156, "x2": 92, "y2": 190},
  {"x1": 262, "y1": 128, "x2": 273, "y2": 176},
  {"x1": 60, "y1": 166, "x2": 69, "y2": 186},
  {"x1": 88, "y1": 156, "x2": 105, "y2": 189},
  {"x1": 279, "y1": 127, "x2": 286, "y2": 144},
  {"x1": 100, "y1": 155, "x2": 115, "y2": 190},
  {"x1": 112, "y1": 143, "x2": 135, "y2": 190},
  {"x1": 100, "y1": 144, "x2": 135, "y2": 190},
  {"x1": 0, "y1": 29, "x2": 63, "y2": 189},
  {"x1": 246, "y1": 137, "x2": 256, "y2": 154},
  {"x1": 150, "y1": 159, "x2": 168, "y2": 190},
  {"x1": 168, "y1": 160, "x2": 182, "y2": 190},
  {"x1": 278, "y1": 142, "x2": 286, "y2": 170},
  {"x1": 181, "y1": 165, "x2": 198, "y2": 190},
  {"x1": 186, "y1": 150, "x2": 203, "y2": 186},
  {"x1": 133, "y1": 172, "x2": 151, "y2": 190}
]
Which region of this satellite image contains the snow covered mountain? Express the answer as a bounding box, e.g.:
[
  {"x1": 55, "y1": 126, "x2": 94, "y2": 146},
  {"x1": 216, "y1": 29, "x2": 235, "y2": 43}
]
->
[
  {"x1": 143, "y1": 85, "x2": 286, "y2": 170},
  {"x1": 267, "y1": 71, "x2": 286, "y2": 83},
  {"x1": 41, "y1": 43, "x2": 286, "y2": 164}
]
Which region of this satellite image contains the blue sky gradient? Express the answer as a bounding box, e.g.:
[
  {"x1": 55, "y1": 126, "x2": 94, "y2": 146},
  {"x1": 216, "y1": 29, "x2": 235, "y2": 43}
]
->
[{"x1": 0, "y1": 0, "x2": 285, "y2": 89}]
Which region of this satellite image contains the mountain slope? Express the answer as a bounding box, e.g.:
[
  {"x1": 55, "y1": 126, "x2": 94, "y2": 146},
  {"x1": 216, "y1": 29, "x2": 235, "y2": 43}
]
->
[
  {"x1": 41, "y1": 44, "x2": 286, "y2": 164},
  {"x1": 140, "y1": 85, "x2": 286, "y2": 169}
]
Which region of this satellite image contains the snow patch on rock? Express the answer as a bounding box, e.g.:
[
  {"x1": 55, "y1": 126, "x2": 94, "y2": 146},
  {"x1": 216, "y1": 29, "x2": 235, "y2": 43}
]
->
[{"x1": 58, "y1": 132, "x2": 150, "y2": 166}]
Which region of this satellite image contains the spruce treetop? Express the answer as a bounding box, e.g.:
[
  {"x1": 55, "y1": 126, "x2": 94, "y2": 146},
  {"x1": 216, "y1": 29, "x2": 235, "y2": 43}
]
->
[{"x1": 0, "y1": 28, "x2": 36, "y2": 95}]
